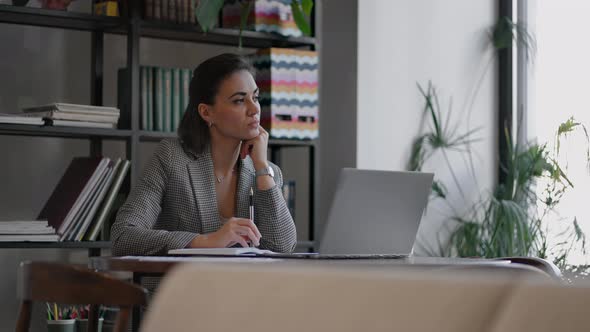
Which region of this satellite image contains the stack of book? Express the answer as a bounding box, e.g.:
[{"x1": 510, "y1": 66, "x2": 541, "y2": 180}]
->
[
  {"x1": 252, "y1": 48, "x2": 319, "y2": 139},
  {"x1": 0, "y1": 221, "x2": 58, "y2": 242},
  {"x1": 37, "y1": 157, "x2": 130, "y2": 242},
  {"x1": 22, "y1": 103, "x2": 120, "y2": 129},
  {"x1": 223, "y1": 0, "x2": 303, "y2": 37},
  {"x1": 0, "y1": 113, "x2": 44, "y2": 125},
  {"x1": 143, "y1": 0, "x2": 197, "y2": 24}
]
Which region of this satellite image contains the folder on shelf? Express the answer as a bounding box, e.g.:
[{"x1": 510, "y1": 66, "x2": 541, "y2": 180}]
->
[
  {"x1": 37, "y1": 157, "x2": 109, "y2": 240},
  {"x1": 66, "y1": 159, "x2": 121, "y2": 241},
  {"x1": 85, "y1": 159, "x2": 130, "y2": 241}
]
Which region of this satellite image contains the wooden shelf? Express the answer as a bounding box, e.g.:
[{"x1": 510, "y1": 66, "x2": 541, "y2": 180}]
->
[
  {"x1": 137, "y1": 20, "x2": 316, "y2": 48},
  {"x1": 0, "y1": 4, "x2": 123, "y2": 31},
  {"x1": 0, "y1": 5, "x2": 315, "y2": 49},
  {"x1": 0, "y1": 241, "x2": 111, "y2": 249},
  {"x1": 138, "y1": 130, "x2": 317, "y2": 147},
  {"x1": 0, "y1": 124, "x2": 132, "y2": 139}
]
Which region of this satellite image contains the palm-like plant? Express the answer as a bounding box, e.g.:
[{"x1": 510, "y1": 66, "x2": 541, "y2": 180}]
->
[
  {"x1": 407, "y1": 16, "x2": 590, "y2": 270},
  {"x1": 409, "y1": 81, "x2": 589, "y2": 268}
]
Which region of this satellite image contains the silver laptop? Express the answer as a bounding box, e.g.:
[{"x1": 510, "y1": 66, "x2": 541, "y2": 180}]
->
[
  {"x1": 170, "y1": 168, "x2": 433, "y2": 259},
  {"x1": 313, "y1": 168, "x2": 433, "y2": 257}
]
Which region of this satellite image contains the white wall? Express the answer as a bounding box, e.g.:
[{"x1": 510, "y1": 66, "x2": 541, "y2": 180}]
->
[
  {"x1": 357, "y1": 0, "x2": 497, "y2": 255},
  {"x1": 318, "y1": 0, "x2": 358, "y2": 238}
]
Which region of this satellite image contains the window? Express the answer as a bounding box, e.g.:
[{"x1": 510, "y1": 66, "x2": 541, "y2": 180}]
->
[{"x1": 527, "y1": 0, "x2": 590, "y2": 264}]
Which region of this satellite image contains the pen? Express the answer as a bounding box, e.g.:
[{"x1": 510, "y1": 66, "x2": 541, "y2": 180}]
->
[{"x1": 249, "y1": 187, "x2": 254, "y2": 247}]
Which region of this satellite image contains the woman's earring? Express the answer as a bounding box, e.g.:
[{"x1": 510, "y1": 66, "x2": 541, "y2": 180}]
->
[{"x1": 208, "y1": 121, "x2": 213, "y2": 128}]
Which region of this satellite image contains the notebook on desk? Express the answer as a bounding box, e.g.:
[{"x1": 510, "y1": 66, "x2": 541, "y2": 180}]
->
[{"x1": 170, "y1": 168, "x2": 433, "y2": 259}]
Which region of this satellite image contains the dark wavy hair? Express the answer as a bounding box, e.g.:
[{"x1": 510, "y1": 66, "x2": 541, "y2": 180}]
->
[{"x1": 178, "y1": 53, "x2": 255, "y2": 155}]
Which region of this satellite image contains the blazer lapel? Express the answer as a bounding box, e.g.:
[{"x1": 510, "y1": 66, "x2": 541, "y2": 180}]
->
[
  {"x1": 236, "y1": 157, "x2": 256, "y2": 220},
  {"x1": 187, "y1": 151, "x2": 219, "y2": 234}
]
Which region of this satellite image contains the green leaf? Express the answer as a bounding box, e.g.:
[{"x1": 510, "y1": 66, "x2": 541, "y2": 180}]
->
[
  {"x1": 196, "y1": 0, "x2": 225, "y2": 33},
  {"x1": 432, "y1": 180, "x2": 448, "y2": 199},
  {"x1": 291, "y1": 0, "x2": 312, "y2": 36},
  {"x1": 557, "y1": 117, "x2": 579, "y2": 136},
  {"x1": 301, "y1": 0, "x2": 313, "y2": 16},
  {"x1": 238, "y1": 0, "x2": 254, "y2": 49},
  {"x1": 492, "y1": 16, "x2": 513, "y2": 50},
  {"x1": 408, "y1": 135, "x2": 427, "y2": 171}
]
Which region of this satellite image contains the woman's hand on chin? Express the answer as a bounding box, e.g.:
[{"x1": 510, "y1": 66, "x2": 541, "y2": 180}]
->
[{"x1": 240, "y1": 126, "x2": 269, "y2": 169}]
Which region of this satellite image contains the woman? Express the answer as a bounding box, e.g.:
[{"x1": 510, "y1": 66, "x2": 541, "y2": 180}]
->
[{"x1": 111, "y1": 53, "x2": 297, "y2": 256}]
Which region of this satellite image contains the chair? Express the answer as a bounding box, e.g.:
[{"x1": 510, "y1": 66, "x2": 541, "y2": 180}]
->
[
  {"x1": 16, "y1": 261, "x2": 148, "y2": 332},
  {"x1": 141, "y1": 262, "x2": 590, "y2": 332}
]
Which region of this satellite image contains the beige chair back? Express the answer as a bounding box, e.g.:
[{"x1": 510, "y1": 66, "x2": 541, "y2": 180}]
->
[{"x1": 140, "y1": 262, "x2": 585, "y2": 332}]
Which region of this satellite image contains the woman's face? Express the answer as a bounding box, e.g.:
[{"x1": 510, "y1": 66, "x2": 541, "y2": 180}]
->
[{"x1": 206, "y1": 69, "x2": 261, "y2": 141}]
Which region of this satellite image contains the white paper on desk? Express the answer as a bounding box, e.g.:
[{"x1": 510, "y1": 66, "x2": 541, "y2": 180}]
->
[{"x1": 168, "y1": 247, "x2": 276, "y2": 256}]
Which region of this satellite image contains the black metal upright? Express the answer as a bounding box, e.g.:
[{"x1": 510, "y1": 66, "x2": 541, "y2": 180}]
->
[
  {"x1": 90, "y1": 30, "x2": 104, "y2": 157},
  {"x1": 127, "y1": 0, "x2": 142, "y2": 188},
  {"x1": 498, "y1": 0, "x2": 513, "y2": 186}
]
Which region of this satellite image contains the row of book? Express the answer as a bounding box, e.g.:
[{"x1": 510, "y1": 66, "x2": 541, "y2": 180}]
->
[
  {"x1": 143, "y1": 0, "x2": 197, "y2": 24},
  {"x1": 36, "y1": 157, "x2": 130, "y2": 242},
  {"x1": 126, "y1": 66, "x2": 191, "y2": 132},
  {"x1": 0, "y1": 103, "x2": 120, "y2": 129}
]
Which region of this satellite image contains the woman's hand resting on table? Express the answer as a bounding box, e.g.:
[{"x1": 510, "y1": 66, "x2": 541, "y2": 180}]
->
[{"x1": 188, "y1": 218, "x2": 261, "y2": 248}]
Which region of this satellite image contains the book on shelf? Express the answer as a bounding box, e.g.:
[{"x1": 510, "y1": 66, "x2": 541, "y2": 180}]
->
[
  {"x1": 0, "y1": 234, "x2": 59, "y2": 242},
  {"x1": 62, "y1": 159, "x2": 118, "y2": 241},
  {"x1": 43, "y1": 119, "x2": 116, "y2": 129},
  {"x1": 22, "y1": 103, "x2": 120, "y2": 115},
  {"x1": 0, "y1": 220, "x2": 58, "y2": 242},
  {"x1": 0, "y1": 113, "x2": 44, "y2": 125},
  {"x1": 22, "y1": 103, "x2": 120, "y2": 128},
  {"x1": 122, "y1": 66, "x2": 191, "y2": 133},
  {"x1": 24, "y1": 111, "x2": 119, "y2": 123},
  {"x1": 38, "y1": 157, "x2": 108, "y2": 240},
  {"x1": 86, "y1": 160, "x2": 130, "y2": 241},
  {"x1": 33, "y1": 157, "x2": 130, "y2": 242},
  {"x1": 144, "y1": 0, "x2": 194, "y2": 24}
]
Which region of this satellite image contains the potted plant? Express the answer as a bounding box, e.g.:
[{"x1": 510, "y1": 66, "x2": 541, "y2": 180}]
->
[
  {"x1": 195, "y1": 0, "x2": 313, "y2": 48},
  {"x1": 407, "y1": 17, "x2": 589, "y2": 278}
]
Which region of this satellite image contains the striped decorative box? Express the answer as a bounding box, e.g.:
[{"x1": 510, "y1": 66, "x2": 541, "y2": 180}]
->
[
  {"x1": 252, "y1": 48, "x2": 318, "y2": 140},
  {"x1": 222, "y1": 0, "x2": 302, "y2": 37}
]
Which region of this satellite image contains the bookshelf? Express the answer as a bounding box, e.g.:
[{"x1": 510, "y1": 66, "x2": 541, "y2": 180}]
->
[{"x1": 0, "y1": 1, "x2": 319, "y2": 253}]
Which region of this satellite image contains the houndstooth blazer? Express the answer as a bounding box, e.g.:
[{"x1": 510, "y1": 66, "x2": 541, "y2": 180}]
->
[{"x1": 111, "y1": 138, "x2": 297, "y2": 256}]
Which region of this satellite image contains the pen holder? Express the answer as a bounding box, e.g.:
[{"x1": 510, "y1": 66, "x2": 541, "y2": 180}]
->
[
  {"x1": 47, "y1": 319, "x2": 75, "y2": 332},
  {"x1": 76, "y1": 317, "x2": 104, "y2": 332}
]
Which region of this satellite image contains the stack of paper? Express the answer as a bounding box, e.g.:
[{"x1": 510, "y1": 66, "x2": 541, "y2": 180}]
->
[
  {"x1": 0, "y1": 113, "x2": 44, "y2": 125},
  {"x1": 22, "y1": 103, "x2": 120, "y2": 129},
  {"x1": 0, "y1": 220, "x2": 58, "y2": 242}
]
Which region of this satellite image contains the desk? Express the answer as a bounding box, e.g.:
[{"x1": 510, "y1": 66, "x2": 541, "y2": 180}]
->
[
  {"x1": 91, "y1": 255, "x2": 518, "y2": 275},
  {"x1": 89, "y1": 255, "x2": 544, "y2": 331}
]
